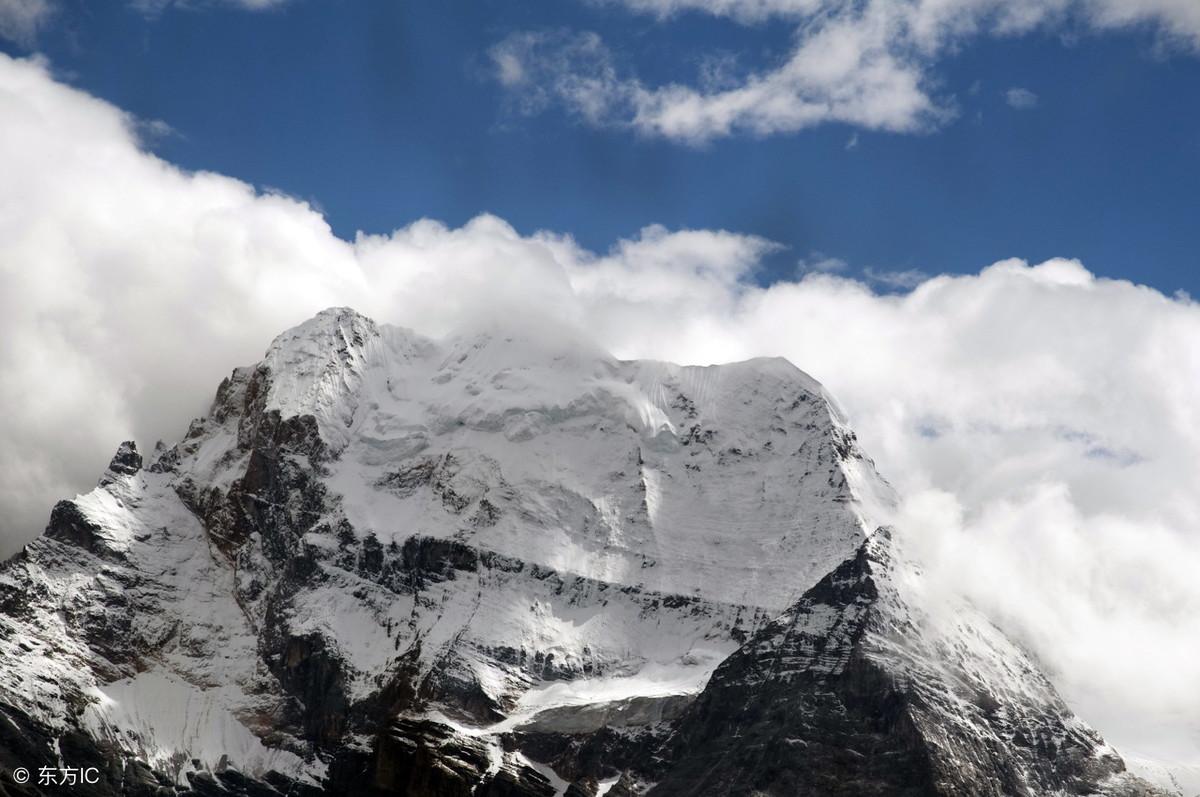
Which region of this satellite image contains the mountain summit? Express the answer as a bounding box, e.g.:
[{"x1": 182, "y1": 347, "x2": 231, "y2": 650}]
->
[{"x1": 0, "y1": 309, "x2": 1166, "y2": 796}]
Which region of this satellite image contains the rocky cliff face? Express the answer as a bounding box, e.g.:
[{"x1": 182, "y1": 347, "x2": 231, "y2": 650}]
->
[{"x1": 0, "y1": 308, "x2": 1168, "y2": 796}]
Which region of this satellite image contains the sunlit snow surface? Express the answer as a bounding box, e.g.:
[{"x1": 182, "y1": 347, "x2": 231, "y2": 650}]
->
[
  {"x1": 84, "y1": 671, "x2": 310, "y2": 783},
  {"x1": 0, "y1": 308, "x2": 901, "y2": 784},
  {"x1": 285, "y1": 311, "x2": 886, "y2": 610}
]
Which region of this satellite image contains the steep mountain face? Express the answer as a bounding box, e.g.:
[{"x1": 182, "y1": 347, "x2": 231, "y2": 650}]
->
[
  {"x1": 0, "y1": 308, "x2": 1167, "y2": 796},
  {"x1": 645, "y1": 530, "x2": 1155, "y2": 797}
]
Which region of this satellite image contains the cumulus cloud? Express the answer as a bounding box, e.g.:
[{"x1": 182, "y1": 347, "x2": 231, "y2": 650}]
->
[
  {"x1": 1, "y1": 53, "x2": 1199, "y2": 774},
  {"x1": 1006, "y1": 86, "x2": 1040, "y2": 108},
  {"x1": 493, "y1": 0, "x2": 1200, "y2": 142}
]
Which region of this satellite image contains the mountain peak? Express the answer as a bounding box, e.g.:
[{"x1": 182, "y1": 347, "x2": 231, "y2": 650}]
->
[
  {"x1": 262, "y1": 306, "x2": 382, "y2": 379},
  {"x1": 98, "y1": 440, "x2": 142, "y2": 486},
  {"x1": 275, "y1": 305, "x2": 376, "y2": 340},
  {"x1": 256, "y1": 308, "x2": 426, "y2": 450}
]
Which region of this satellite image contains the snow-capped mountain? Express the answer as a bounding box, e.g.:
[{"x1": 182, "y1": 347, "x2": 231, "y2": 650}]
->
[{"x1": 0, "y1": 308, "x2": 1169, "y2": 795}]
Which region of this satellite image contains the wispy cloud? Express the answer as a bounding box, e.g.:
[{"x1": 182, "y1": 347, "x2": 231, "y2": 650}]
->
[
  {"x1": 493, "y1": 0, "x2": 1200, "y2": 143},
  {"x1": 864, "y1": 265, "x2": 930, "y2": 288},
  {"x1": 0, "y1": 0, "x2": 51, "y2": 45},
  {"x1": 797, "y1": 252, "x2": 849, "y2": 274},
  {"x1": 1005, "y1": 86, "x2": 1039, "y2": 109}
]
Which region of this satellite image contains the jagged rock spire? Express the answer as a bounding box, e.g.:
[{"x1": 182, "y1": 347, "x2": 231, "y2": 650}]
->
[{"x1": 98, "y1": 440, "x2": 141, "y2": 486}]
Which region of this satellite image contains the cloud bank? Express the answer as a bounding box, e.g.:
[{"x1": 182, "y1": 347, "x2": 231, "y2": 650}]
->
[
  {"x1": 492, "y1": 0, "x2": 1200, "y2": 142},
  {"x1": 1, "y1": 53, "x2": 1197, "y2": 774}
]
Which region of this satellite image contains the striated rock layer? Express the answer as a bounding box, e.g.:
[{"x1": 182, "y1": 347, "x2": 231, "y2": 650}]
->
[{"x1": 0, "y1": 308, "x2": 1167, "y2": 796}]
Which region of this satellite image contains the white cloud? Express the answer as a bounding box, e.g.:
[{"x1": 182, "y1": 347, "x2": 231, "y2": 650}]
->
[
  {"x1": 494, "y1": 0, "x2": 1200, "y2": 142},
  {"x1": 1087, "y1": 0, "x2": 1200, "y2": 47},
  {"x1": 603, "y1": 0, "x2": 1200, "y2": 42},
  {"x1": 1, "y1": 53, "x2": 1199, "y2": 774},
  {"x1": 490, "y1": 11, "x2": 947, "y2": 143},
  {"x1": 1005, "y1": 86, "x2": 1040, "y2": 108}
]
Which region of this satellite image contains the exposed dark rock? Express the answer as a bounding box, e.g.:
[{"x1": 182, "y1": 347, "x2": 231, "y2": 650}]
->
[
  {"x1": 147, "y1": 441, "x2": 178, "y2": 474},
  {"x1": 514, "y1": 725, "x2": 669, "y2": 788},
  {"x1": 266, "y1": 631, "x2": 350, "y2": 748},
  {"x1": 563, "y1": 776, "x2": 598, "y2": 797},
  {"x1": 0, "y1": 703, "x2": 171, "y2": 796},
  {"x1": 645, "y1": 532, "x2": 1166, "y2": 797},
  {"x1": 324, "y1": 719, "x2": 555, "y2": 797},
  {"x1": 605, "y1": 772, "x2": 643, "y2": 797},
  {"x1": 99, "y1": 441, "x2": 143, "y2": 485},
  {"x1": 43, "y1": 501, "x2": 105, "y2": 555}
]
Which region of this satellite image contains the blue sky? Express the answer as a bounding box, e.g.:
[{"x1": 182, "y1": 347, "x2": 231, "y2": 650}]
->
[{"x1": 2, "y1": 0, "x2": 1199, "y2": 293}]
